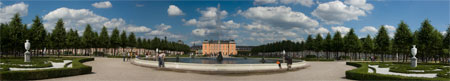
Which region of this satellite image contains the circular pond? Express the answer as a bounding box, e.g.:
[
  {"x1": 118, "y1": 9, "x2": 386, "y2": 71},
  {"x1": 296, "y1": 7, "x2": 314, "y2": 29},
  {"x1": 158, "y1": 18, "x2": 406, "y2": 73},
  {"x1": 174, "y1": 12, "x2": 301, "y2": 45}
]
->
[{"x1": 141, "y1": 57, "x2": 302, "y2": 64}]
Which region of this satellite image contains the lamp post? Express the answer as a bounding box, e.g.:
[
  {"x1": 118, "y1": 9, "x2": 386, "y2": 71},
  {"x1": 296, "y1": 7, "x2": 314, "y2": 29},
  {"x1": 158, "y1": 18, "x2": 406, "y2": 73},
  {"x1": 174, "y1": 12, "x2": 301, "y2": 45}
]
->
[{"x1": 411, "y1": 45, "x2": 417, "y2": 67}]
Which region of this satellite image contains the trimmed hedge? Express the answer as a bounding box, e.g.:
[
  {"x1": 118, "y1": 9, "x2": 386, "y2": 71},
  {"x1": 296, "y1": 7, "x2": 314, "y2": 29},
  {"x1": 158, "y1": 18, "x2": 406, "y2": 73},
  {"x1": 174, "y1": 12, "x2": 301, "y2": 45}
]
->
[
  {"x1": 0, "y1": 58, "x2": 94, "y2": 80},
  {"x1": 345, "y1": 62, "x2": 450, "y2": 80}
]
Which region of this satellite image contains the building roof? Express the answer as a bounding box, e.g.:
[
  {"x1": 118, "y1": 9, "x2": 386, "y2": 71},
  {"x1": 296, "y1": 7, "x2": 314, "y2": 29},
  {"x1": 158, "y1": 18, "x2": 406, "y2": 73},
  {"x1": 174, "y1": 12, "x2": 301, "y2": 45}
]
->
[{"x1": 203, "y1": 40, "x2": 235, "y2": 44}]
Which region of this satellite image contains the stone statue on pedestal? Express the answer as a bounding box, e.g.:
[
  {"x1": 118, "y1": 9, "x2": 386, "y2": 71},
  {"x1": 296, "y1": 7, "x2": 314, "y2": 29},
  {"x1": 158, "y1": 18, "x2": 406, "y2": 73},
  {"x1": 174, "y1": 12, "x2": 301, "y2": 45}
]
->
[
  {"x1": 411, "y1": 45, "x2": 417, "y2": 67},
  {"x1": 24, "y1": 40, "x2": 31, "y2": 62}
]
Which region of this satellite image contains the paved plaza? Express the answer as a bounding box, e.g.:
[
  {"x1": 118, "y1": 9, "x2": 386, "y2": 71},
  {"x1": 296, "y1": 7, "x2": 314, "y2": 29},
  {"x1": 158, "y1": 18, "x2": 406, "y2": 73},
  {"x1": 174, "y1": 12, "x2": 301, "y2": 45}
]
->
[{"x1": 40, "y1": 57, "x2": 355, "y2": 81}]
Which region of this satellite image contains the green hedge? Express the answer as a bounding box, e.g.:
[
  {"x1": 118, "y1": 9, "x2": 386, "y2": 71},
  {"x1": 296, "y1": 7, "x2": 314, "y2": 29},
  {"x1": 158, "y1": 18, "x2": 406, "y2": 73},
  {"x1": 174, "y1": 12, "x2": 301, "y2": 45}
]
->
[
  {"x1": 345, "y1": 62, "x2": 449, "y2": 80},
  {"x1": 0, "y1": 58, "x2": 94, "y2": 80}
]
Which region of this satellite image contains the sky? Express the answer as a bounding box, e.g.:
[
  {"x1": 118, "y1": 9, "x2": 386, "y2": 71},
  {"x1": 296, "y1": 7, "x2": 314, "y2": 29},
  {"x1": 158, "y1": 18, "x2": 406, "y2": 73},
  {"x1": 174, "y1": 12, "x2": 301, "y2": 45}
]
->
[{"x1": 0, "y1": 0, "x2": 448, "y2": 46}]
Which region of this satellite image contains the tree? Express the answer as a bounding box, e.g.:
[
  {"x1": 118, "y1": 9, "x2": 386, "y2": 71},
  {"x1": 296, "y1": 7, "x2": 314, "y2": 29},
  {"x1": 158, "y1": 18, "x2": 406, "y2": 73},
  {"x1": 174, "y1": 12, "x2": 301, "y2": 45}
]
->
[
  {"x1": 363, "y1": 35, "x2": 375, "y2": 61},
  {"x1": 66, "y1": 29, "x2": 77, "y2": 55},
  {"x1": 82, "y1": 24, "x2": 94, "y2": 56},
  {"x1": 99, "y1": 26, "x2": 110, "y2": 54},
  {"x1": 51, "y1": 19, "x2": 66, "y2": 57},
  {"x1": 314, "y1": 34, "x2": 323, "y2": 58},
  {"x1": 393, "y1": 21, "x2": 412, "y2": 62},
  {"x1": 120, "y1": 30, "x2": 128, "y2": 52},
  {"x1": 417, "y1": 19, "x2": 436, "y2": 62},
  {"x1": 305, "y1": 35, "x2": 314, "y2": 55},
  {"x1": 444, "y1": 26, "x2": 450, "y2": 61},
  {"x1": 333, "y1": 31, "x2": 344, "y2": 60},
  {"x1": 344, "y1": 28, "x2": 360, "y2": 61},
  {"x1": 324, "y1": 33, "x2": 333, "y2": 59},
  {"x1": 110, "y1": 27, "x2": 121, "y2": 56},
  {"x1": 8, "y1": 13, "x2": 27, "y2": 57},
  {"x1": 29, "y1": 16, "x2": 47, "y2": 55},
  {"x1": 375, "y1": 26, "x2": 390, "y2": 62},
  {"x1": 128, "y1": 32, "x2": 137, "y2": 53}
]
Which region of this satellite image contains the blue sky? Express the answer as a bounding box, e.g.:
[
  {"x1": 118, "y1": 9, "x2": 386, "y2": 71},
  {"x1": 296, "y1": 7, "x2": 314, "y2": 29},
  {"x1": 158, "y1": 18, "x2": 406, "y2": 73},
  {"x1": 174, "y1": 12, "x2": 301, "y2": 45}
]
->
[{"x1": 0, "y1": 0, "x2": 448, "y2": 46}]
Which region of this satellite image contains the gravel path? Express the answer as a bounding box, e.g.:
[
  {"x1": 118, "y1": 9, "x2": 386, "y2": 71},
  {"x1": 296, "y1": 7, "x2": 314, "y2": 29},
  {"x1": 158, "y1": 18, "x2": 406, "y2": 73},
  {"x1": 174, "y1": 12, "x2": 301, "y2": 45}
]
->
[{"x1": 40, "y1": 57, "x2": 355, "y2": 81}]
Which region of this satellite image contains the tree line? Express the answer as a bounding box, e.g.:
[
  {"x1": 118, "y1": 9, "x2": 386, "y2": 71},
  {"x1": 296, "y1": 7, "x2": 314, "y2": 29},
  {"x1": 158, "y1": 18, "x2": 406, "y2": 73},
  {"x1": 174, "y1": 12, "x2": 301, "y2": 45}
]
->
[
  {"x1": 252, "y1": 20, "x2": 450, "y2": 63},
  {"x1": 0, "y1": 13, "x2": 190, "y2": 57}
]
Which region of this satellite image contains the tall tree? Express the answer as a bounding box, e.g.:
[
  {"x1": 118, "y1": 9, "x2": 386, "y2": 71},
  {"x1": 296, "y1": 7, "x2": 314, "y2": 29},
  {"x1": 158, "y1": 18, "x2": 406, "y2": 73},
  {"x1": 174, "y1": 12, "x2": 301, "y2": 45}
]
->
[
  {"x1": 305, "y1": 35, "x2": 314, "y2": 55},
  {"x1": 99, "y1": 26, "x2": 110, "y2": 54},
  {"x1": 333, "y1": 31, "x2": 344, "y2": 60},
  {"x1": 110, "y1": 27, "x2": 121, "y2": 56},
  {"x1": 393, "y1": 21, "x2": 412, "y2": 62},
  {"x1": 314, "y1": 34, "x2": 323, "y2": 58},
  {"x1": 444, "y1": 26, "x2": 450, "y2": 60},
  {"x1": 128, "y1": 32, "x2": 137, "y2": 53},
  {"x1": 51, "y1": 19, "x2": 66, "y2": 57},
  {"x1": 344, "y1": 28, "x2": 360, "y2": 61},
  {"x1": 66, "y1": 29, "x2": 77, "y2": 55},
  {"x1": 417, "y1": 19, "x2": 436, "y2": 62},
  {"x1": 82, "y1": 24, "x2": 94, "y2": 56},
  {"x1": 363, "y1": 35, "x2": 375, "y2": 61},
  {"x1": 29, "y1": 16, "x2": 47, "y2": 55},
  {"x1": 375, "y1": 26, "x2": 390, "y2": 62},
  {"x1": 120, "y1": 30, "x2": 128, "y2": 52},
  {"x1": 324, "y1": 33, "x2": 333, "y2": 59},
  {"x1": 8, "y1": 13, "x2": 27, "y2": 56}
]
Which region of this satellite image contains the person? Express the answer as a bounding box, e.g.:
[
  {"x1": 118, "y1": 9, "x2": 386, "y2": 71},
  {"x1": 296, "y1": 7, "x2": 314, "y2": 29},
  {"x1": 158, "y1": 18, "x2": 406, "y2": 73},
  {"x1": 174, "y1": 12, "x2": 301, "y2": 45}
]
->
[
  {"x1": 123, "y1": 52, "x2": 126, "y2": 62},
  {"x1": 158, "y1": 52, "x2": 166, "y2": 68},
  {"x1": 287, "y1": 56, "x2": 293, "y2": 69},
  {"x1": 276, "y1": 60, "x2": 281, "y2": 69}
]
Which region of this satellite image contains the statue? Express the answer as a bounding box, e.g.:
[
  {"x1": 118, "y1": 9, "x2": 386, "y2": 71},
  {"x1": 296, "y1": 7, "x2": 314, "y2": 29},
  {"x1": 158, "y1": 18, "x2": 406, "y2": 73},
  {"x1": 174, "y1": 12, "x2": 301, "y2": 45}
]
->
[
  {"x1": 217, "y1": 52, "x2": 223, "y2": 62},
  {"x1": 282, "y1": 50, "x2": 286, "y2": 63},
  {"x1": 411, "y1": 45, "x2": 417, "y2": 67},
  {"x1": 24, "y1": 40, "x2": 31, "y2": 62}
]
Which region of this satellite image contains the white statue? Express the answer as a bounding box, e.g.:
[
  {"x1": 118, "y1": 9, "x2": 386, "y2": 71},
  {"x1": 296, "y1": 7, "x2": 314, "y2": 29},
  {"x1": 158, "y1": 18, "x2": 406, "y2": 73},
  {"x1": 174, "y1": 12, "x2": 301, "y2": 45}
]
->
[
  {"x1": 412, "y1": 45, "x2": 417, "y2": 58},
  {"x1": 411, "y1": 45, "x2": 417, "y2": 67},
  {"x1": 24, "y1": 40, "x2": 31, "y2": 62}
]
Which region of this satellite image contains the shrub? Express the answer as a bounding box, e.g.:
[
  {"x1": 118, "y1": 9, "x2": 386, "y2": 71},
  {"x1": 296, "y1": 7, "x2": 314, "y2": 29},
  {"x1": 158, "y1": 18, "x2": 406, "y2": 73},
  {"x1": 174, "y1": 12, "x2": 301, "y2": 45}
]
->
[
  {"x1": 345, "y1": 62, "x2": 449, "y2": 80},
  {"x1": 0, "y1": 58, "x2": 94, "y2": 80},
  {"x1": 305, "y1": 55, "x2": 317, "y2": 58}
]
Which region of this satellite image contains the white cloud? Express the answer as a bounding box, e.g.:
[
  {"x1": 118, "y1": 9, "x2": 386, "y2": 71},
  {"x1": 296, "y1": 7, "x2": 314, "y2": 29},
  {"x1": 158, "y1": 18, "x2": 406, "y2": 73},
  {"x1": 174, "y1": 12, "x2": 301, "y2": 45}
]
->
[
  {"x1": 331, "y1": 26, "x2": 351, "y2": 34},
  {"x1": 0, "y1": 2, "x2": 2, "y2": 6},
  {"x1": 344, "y1": 0, "x2": 374, "y2": 11},
  {"x1": 92, "y1": 1, "x2": 112, "y2": 8},
  {"x1": 311, "y1": 0, "x2": 372, "y2": 24},
  {"x1": 192, "y1": 28, "x2": 208, "y2": 36},
  {"x1": 280, "y1": 0, "x2": 315, "y2": 7},
  {"x1": 254, "y1": 0, "x2": 277, "y2": 5},
  {"x1": 146, "y1": 23, "x2": 181, "y2": 39},
  {"x1": 383, "y1": 25, "x2": 396, "y2": 32},
  {"x1": 244, "y1": 22, "x2": 272, "y2": 31},
  {"x1": 0, "y1": 2, "x2": 28, "y2": 23},
  {"x1": 43, "y1": 7, "x2": 150, "y2": 33},
  {"x1": 360, "y1": 26, "x2": 378, "y2": 34},
  {"x1": 183, "y1": 6, "x2": 238, "y2": 39},
  {"x1": 241, "y1": 6, "x2": 319, "y2": 29},
  {"x1": 442, "y1": 31, "x2": 447, "y2": 35},
  {"x1": 168, "y1": 5, "x2": 184, "y2": 16}
]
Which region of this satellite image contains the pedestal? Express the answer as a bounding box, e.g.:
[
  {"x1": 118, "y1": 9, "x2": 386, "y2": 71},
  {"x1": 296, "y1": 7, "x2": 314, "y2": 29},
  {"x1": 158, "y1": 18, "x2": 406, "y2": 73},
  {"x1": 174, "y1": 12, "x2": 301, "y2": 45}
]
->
[
  {"x1": 411, "y1": 57, "x2": 417, "y2": 67},
  {"x1": 24, "y1": 51, "x2": 30, "y2": 62}
]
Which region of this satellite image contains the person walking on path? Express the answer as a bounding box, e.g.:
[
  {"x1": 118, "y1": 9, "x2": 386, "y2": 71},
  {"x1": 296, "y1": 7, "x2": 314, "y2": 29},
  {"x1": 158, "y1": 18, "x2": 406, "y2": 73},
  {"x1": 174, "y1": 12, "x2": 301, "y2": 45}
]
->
[
  {"x1": 276, "y1": 60, "x2": 281, "y2": 69},
  {"x1": 158, "y1": 52, "x2": 166, "y2": 68},
  {"x1": 127, "y1": 52, "x2": 131, "y2": 61},
  {"x1": 287, "y1": 56, "x2": 293, "y2": 70},
  {"x1": 123, "y1": 52, "x2": 126, "y2": 62}
]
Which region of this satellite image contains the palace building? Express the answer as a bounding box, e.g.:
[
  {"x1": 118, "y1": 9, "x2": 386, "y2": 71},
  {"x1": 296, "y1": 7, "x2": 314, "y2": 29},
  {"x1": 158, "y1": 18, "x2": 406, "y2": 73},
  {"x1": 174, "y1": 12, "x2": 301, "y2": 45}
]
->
[{"x1": 202, "y1": 40, "x2": 237, "y2": 56}]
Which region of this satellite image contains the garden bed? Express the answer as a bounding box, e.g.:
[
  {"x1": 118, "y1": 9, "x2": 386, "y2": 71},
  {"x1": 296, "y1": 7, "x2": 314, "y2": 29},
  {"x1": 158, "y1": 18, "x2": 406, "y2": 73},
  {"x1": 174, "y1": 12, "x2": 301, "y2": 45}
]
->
[
  {"x1": 345, "y1": 62, "x2": 450, "y2": 80},
  {"x1": 0, "y1": 57, "x2": 94, "y2": 80}
]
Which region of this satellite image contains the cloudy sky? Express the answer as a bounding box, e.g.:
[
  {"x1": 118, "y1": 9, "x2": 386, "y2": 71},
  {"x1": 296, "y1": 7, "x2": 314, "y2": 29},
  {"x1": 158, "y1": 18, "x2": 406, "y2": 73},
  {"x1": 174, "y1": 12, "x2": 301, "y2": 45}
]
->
[{"x1": 0, "y1": 0, "x2": 448, "y2": 46}]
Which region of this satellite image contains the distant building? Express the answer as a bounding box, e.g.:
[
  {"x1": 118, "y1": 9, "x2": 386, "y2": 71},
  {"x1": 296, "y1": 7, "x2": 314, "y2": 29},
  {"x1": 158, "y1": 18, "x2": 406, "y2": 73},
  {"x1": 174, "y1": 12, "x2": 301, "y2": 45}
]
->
[{"x1": 202, "y1": 40, "x2": 237, "y2": 56}]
